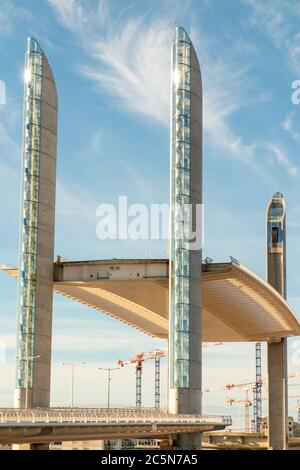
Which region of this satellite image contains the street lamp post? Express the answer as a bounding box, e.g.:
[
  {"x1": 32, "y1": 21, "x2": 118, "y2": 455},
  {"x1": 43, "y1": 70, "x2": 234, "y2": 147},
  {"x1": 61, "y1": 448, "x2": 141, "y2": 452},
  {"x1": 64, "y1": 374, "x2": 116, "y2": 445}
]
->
[
  {"x1": 62, "y1": 361, "x2": 85, "y2": 408},
  {"x1": 99, "y1": 367, "x2": 120, "y2": 409}
]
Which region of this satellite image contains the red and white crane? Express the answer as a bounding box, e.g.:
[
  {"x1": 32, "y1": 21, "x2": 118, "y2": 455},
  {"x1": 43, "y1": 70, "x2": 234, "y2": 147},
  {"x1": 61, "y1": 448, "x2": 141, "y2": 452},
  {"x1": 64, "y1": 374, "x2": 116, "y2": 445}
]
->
[
  {"x1": 224, "y1": 382, "x2": 299, "y2": 434},
  {"x1": 117, "y1": 349, "x2": 166, "y2": 408},
  {"x1": 225, "y1": 372, "x2": 300, "y2": 392},
  {"x1": 118, "y1": 342, "x2": 223, "y2": 408},
  {"x1": 227, "y1": 389, "x2": 252, "y2": 432}
]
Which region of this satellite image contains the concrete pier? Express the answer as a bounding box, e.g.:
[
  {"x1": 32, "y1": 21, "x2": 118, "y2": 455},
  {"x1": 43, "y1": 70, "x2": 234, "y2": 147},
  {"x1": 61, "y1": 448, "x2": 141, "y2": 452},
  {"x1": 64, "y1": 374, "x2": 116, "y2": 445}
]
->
[
  {"x1": 266, "y1": 192, "x2": 288, "y2": 450},
  {"x1": 168, "y1": 27, "x2": 202, "y2": 450},
  {"x1": 267, "y1": 339, "x2": 288, "y2": 450},
  {"x1": 15, "y1": 38, "x2": 57, "y2": 410}
]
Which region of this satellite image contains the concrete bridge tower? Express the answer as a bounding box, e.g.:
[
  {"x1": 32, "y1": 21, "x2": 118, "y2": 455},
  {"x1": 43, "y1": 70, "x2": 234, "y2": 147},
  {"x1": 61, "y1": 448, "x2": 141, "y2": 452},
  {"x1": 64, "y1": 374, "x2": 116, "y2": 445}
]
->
[
  {"x1": 266, "y1": 192, "x2": 288, "y2": 449},
  {"x1": 168, "y1": 27, "x2": 202, "y2": 450},
  {"x1": 15, "y1": 38, "x2": 57, "y2": 409}
]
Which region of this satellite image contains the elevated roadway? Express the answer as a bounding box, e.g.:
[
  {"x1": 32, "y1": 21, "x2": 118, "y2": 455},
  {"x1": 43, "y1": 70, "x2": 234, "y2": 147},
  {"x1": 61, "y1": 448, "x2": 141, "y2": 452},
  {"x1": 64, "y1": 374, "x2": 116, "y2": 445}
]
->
[{"x1": 0, "y1": 408, "x2": 231, "y2": 445}]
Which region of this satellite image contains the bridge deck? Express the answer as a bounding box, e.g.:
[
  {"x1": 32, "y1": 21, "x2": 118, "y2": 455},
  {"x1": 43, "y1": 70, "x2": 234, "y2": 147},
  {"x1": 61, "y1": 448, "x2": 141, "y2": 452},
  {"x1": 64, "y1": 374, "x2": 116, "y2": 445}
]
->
[
  {"x1": 3, "y1": 259, "x2": 300, "y2": 341},
  {"x1": 0, "y1": 408, "x2": 231, "y2": 444}
]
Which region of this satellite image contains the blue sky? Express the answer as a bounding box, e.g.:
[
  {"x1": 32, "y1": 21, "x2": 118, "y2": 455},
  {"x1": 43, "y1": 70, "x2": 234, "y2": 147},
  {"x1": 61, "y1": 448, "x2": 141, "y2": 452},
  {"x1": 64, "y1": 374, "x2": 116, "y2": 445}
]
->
[{"x1": 1, "y1": 0, "x2": 300, "y2": 426}]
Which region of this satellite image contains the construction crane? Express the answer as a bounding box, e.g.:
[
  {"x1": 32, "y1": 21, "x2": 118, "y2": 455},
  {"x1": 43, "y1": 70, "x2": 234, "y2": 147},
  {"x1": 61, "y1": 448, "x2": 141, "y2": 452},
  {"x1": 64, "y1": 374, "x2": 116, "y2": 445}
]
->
[
  {"x1": 253, "y1": 342, "x2": 262, "y2": 433},
  {"x1": 227, "y1": 389, "x2": 252, "y2": 432},
  {"x1": 227, "y1": 390, "x2": 300, "y2": 433},
  {"x1": 224, "y1": 379, "x2": 258, "y2": 433},
  {"x1": 117, "y1": 349, "x2": 166, "y2": 409},
  {"x1": 204, "y1": 371, "x2": 300, "y2": 433},
  {"x1": 203, "y1": 342, "x2": 223, "y2": 348},
  {"x1": 225, "y1": 371, "x2": 300, "y2": 391},
  {"x1": 262, "y1": 394, "x2": 300, "y2": 400},
  {"x1": 118, "y1": 342, "x2": 223, "y2": 408},
  {"x1": 203, "y1": 379, "x2": 259, "y2": 394},
  {"x1": 225, "y1": 380, "x2": 258, "y2": 391},
  {"x1": 288, "y1": 372, "x2": 300, "y2": 379},
  {"x1": 226, "y1": 336, "x2": 294, "y2": 434},
  {"x1": 202, "y1": 386, "x2": 227, "y2": 394},
  {"x1": 226, "y1": 370, "x2": 299, "y2": 434},
  {"x1": 225, "y1": 372, "x2": 300, "y2": 392}
]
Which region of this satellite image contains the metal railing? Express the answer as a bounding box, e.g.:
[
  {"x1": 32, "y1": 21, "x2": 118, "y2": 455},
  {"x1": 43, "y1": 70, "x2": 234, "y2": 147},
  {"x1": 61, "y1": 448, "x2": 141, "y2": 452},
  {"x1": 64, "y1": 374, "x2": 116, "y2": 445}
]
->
[{"x1": 0, "y1": 407, "x2": 232, "y2": 426}]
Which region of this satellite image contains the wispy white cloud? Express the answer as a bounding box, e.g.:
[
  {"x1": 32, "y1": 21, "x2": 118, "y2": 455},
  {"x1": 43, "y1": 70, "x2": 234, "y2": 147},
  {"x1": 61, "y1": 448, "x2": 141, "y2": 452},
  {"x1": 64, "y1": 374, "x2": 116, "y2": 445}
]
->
[
  {"x1": 88, "y1": 130, "x2": 103, "y2": 157},
  {"x1": 47, "y1": 0, "x2": 109, "y2": 33},
  {"x1": 0, "y1": 0, "x2": 32, "y2": 37},
  {"x1": 47, "y1": 0, "x2": 171, "y2": 124},
  {"x1": 82, "y1": 17, "x2": 171, "y2": 124},
  {"x1": 57, "y1": 181, "x2": 97, "y2": 220},
  {"x1": 75, "y1": 130, "x2": 105, "y2": 163},
  {"x1": 48, "y1": 0, "x2": 277, "y2": 177},
  {"x1": 0, "y1": 99, "x2": 23, "y2": 239},
  {"x1": 243, "y1": 0, "x2": 300, "y2": 74},
  {"x1": 0, "y1": 97, "x2": 22, "y2": 160},
  {"x1": 52, "y1": 318, "x2": 164, "y2": 353},
  {"x1": 47, "y1": 1, "x2": 300, "y2": 181},
  {"x1": 243, "y1": 0, "x2": 291, "y2": 44},
  {"x1": 48, "y1": 1, "x2": 299, "y2": 179},
  {"x1": 266, "y1": 142, "x2": 298, "y2": 177},
  {"x1": 281, "y1": 111, "x2": 300, "y2": 143},
  {"x1": 55, "y1": 181, "x2": 101, "y2": 256}
]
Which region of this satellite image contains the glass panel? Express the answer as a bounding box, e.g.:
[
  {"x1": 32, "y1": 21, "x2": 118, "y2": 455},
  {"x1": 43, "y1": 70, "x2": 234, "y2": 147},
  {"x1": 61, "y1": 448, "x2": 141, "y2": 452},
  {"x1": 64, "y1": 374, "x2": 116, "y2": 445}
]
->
[
  {"x1": 272, "y1": 227, "x2": 278, "y2": 243},
  {"x1": 17, "y1": 42, "x2": 43, "y2": 389},
  {"x1": 170, "y1": 31, "x2": 191, "y2": 389},
  {"x1": 176, "y1": 43, "x2": 190, "y2": 66},
  {"x1": 176, "y1": 142, "x2": 190, "y2": 169},
  {"x1": 21, "y1": 226, "x2": 38, "y2": 254},
  {"x1": 21, "y1": 253, "x2": 37, "y2": 280},
  {"x1": 23, "y1": 173, "x2": 39, "y2": 202},
  {"x1": 20, "y1": 279, "x2": 36, "y2": 307},
  {"x1": 268, "y1": 223, "x2": 283, "y2": 248},
  {"x1": 25, "y1": 149, "x2": 40, "y2": 175}
]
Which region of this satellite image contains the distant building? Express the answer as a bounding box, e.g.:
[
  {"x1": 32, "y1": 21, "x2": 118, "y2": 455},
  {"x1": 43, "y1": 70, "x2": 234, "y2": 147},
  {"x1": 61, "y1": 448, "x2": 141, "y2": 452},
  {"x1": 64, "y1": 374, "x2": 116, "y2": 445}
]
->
[
  {"x1": 261, "y1": 416, "x2": 300, "y2": 438},
  {"x1": 49, "y1": 439, "x2": 168, "y2": 450}
]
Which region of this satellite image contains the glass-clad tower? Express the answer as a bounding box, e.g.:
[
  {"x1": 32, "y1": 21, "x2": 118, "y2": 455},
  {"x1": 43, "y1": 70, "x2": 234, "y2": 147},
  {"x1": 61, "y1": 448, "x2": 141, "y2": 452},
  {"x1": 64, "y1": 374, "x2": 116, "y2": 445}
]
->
[
  {"x1": 169, "y1": 27, "x2": 202, "y2": 449},
  {"x1": 267, "y1": 192, "x2": 286, "y2": 298},
  {"x1": 266, "y1": 192, "x2": 288, "y2": 449},
  {"x1": 15, "y1": 38, "x2": 57, "y2": 409}
]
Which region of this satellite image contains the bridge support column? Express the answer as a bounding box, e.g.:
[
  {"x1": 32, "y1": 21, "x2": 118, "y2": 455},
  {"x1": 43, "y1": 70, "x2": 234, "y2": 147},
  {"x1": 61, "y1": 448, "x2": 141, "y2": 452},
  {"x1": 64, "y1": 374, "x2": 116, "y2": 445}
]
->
[
  {"x1": 168, "y1": 27, "x2": 203, "y2": 451},
  {"x1": 99, "y1": 440, "x2": 105, "y2": 450},
  {"x1": 267, "y1": 339, "x2": 288, "y2": 450},
  {"x1": 266, "y1": 193, "x2": 288, "y2": 450}
]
